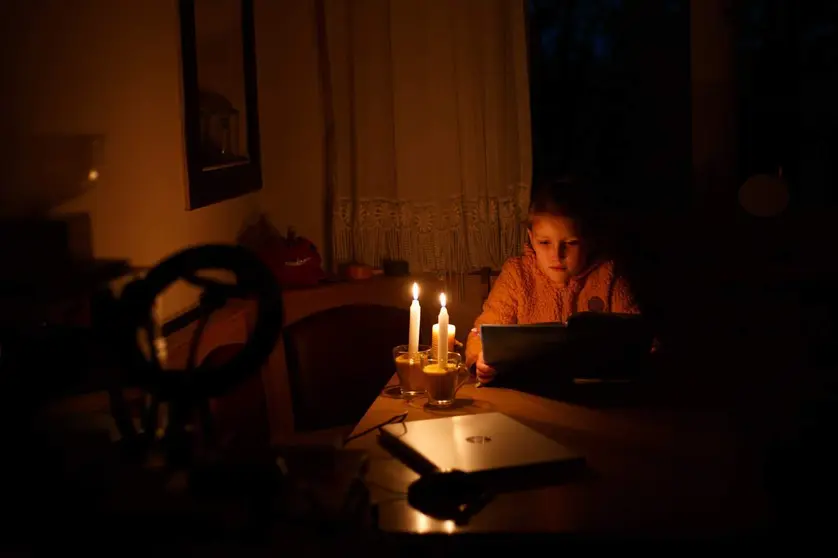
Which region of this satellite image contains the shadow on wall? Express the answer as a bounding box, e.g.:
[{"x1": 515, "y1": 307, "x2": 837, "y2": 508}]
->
[{"x1": 0, "y1": 134, "x2": 103, "y2": 218}]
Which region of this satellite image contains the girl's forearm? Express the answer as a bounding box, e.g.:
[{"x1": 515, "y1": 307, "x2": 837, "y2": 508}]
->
[{"x1": 465, "y1": 328, "x2": 482, "y2": 369}]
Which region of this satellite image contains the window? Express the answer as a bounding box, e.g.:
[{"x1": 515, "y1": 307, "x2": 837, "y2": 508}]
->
[{"x1": 527, "y1": 0, "x2": 691, "y2": 209}]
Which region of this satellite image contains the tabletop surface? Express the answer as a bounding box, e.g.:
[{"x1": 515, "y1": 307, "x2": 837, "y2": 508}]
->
[{"x1": 346, "y1": 377, "x2": 774, "y2": 536}]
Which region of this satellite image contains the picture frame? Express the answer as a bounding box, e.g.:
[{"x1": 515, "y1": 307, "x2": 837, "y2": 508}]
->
[{"x1": 179, "y1": 0, "x2": 263, "y2": 210}]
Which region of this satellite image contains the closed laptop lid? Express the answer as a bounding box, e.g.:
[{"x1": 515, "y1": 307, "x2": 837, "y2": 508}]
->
[{"x1": 379, "y1": 412, "x2": 582, "y2": 475}]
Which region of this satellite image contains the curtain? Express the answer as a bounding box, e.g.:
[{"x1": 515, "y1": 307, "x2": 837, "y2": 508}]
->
[{"x1": 316, "y1": 0, "x2": 532, "y2": 274}]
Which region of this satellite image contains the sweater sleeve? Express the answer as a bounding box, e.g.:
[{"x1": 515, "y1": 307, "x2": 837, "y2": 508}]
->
[
  {"x1": 465, "y1": 260, "x2": 520, "y2": 368},
  {"x1": 610, "y1": 275, "x2": 640, "y2": 315}
]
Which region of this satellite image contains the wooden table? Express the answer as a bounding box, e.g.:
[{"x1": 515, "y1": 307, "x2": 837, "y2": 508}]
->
[{"x1": 346, "y1": 378, "x2": 775, "y2": 536}]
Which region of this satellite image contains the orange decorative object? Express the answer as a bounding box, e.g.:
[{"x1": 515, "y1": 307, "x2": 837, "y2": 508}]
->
[
  {"x1": 345, "y1": 264, "x2": 373, "y2": 280},
  {"x1": 274, "y1": 227, "x2": 326, "y2": 287},
  {"x1": 239, "y1": 217, "x2": 325, "y2": 288}
]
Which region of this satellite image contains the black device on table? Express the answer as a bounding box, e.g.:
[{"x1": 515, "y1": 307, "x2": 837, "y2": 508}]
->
[{"x1": 480, "y1": 312, "x2": 654, "y2": 389}]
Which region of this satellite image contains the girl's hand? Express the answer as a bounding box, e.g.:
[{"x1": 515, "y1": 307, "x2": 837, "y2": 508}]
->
[{"x1": 475, "y1": 351, "x2": 497, "y2": 384}]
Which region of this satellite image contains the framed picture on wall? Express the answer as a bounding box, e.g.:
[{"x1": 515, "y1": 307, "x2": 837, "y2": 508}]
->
[{"x1": 179, "y1": 0, "x2": 263, "y2": 210}]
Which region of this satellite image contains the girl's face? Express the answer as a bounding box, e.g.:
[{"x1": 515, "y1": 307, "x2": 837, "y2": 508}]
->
[{"x1": 527, "y1": 213, "x2": 588, "y2": 286}]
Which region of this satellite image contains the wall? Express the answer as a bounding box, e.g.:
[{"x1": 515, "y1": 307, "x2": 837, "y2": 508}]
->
[
  {"x1": 0, "y1": 0, "x2": 256, "y2": 317},
  {"x1": 690, "y1": 0, "x2": 737, "y2": 203},
  {"x1": 253, "y1": 0, "x2": 325, "y2": 260},
  {"x1": 0, "y1": 0, "x2": 332, "y2": 320},
  {"x1": 688, "y1": 0, "x2": 836, "y2": 274}
]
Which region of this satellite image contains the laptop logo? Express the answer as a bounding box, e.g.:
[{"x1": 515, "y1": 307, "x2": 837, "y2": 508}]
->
[{"x1": 465, "y1": 435, "x2": 492, "y2": 444}]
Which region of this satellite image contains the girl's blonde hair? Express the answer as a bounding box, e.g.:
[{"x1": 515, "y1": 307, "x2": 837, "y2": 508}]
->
[
  {"x1": 526, "y1": 175, "x2": 606, "y2": 255},
  {"x1": 528, "y1": 176, "x2": 596, "y2": 226}
]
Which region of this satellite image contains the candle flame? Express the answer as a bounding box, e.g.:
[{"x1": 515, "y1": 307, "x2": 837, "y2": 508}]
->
[
  {"x1": 440, "y1": 293, "x2": 447, "y2": 308},
  {"x1": 412, "y1": 282, "x2": 419, "y2": 300}
]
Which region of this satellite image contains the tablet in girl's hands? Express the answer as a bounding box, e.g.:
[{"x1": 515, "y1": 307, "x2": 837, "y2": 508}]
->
[
  {"x1": 480, "y1": 322, "x2": 568, "y2": 368},
  {"x1": 481, "y1": 313, "x2": 653, "y2": 384}
]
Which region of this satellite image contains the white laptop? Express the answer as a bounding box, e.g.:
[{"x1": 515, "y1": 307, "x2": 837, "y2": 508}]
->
[{"x1": 379, "y1": 413, "x2": 584, "y2": 482}]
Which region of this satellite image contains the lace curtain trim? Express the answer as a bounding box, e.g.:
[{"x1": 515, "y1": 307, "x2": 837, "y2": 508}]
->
[{"x1": 333, "y1": 183, "x2": 530, "y2": 274}]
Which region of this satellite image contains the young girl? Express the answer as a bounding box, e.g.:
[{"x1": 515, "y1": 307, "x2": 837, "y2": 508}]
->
[{"x1": 466, "y1": 178, "x2": 640, "y2": 384}]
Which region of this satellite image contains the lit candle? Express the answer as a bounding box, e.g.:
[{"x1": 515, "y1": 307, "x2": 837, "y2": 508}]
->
[
  {"x1": 431, "y1": 324, "x2": 456, "y2": 356},
  {"x1": 409, "y1": 282, "x2": 421, "y2": 356},
  {"x1": 437, "y1": 293, "x2": 449, "y2": 365}
]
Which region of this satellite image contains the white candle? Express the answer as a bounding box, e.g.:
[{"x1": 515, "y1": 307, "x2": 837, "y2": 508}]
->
[
  {"x1": 431, "y1": 324, "x2": 456, "y2": 356},
  {"x1": 437, "y1": 293, "x2": 449, "y2": 365},
  {"x1": 409, "y1": 282, "x2": 421, "y2": 356}
]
